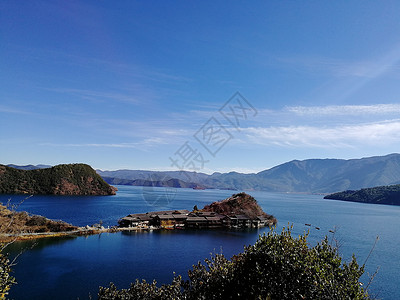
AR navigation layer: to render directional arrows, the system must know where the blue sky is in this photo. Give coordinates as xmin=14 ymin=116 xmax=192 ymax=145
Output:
xmin=1 ymin=1 xmax=400 ymax=173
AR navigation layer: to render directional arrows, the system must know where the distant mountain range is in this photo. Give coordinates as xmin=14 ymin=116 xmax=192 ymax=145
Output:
xmin=97 ymin=153 xmax=400 ymax=193
xmin=7 ymin=153 xmax=400 ymax=194
xmin=6 ymin=164 xmax=51 ymax=170
xmin=102 ymin=177 xmax=206 ymax=189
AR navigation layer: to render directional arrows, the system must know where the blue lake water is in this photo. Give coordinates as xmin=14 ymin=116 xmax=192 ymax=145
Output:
xmin=2 ymin=186 xmax=400 ymax=299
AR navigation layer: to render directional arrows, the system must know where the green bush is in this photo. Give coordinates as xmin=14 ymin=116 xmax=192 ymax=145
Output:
xmin=98 ymin=226 xmax=370 ymax=299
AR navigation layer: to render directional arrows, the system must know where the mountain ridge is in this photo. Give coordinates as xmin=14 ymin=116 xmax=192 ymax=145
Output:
xmin=102 ymin=176 xmax=206 ymax=189
xmin=7 ymin=154 xmax=400 ymax=194
xmin=97 ymin=153 xmax=400 ymax=193
xmin=6 ymin=164 xmax=52 ymax=170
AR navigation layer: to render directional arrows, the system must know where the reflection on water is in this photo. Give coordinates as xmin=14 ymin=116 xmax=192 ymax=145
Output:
xmin=7 ymin=235 xmax=77 ymax=254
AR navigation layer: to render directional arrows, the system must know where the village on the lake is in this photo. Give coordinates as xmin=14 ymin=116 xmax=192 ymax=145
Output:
xmin=118 ymin=209 xmax=275 ymax=230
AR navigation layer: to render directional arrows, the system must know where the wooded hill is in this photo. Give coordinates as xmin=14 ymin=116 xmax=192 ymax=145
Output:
xmin=324 ymin=184 xmax=400 ymax=206
xmin=0 ymin=164 xmax=116 ymax=195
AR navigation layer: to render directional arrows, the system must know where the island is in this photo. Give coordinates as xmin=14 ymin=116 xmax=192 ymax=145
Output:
xmin=324 ymin=184 xmax=400 ymax=206
xmin=118 ymin=192 xmax=277 ymax=230
xmin=0 ymin=163 xmax=117 ymax=195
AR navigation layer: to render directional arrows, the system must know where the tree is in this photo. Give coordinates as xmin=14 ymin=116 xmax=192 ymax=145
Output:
xmin=99 ymin=226 xmax=370 ymax=299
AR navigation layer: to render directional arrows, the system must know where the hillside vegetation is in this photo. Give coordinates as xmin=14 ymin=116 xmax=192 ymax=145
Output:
xmin=99 ymin=226 xmax=370 ymax=299
xmin=0 ymin=203 xmax=78 ymax=242
xmin=324 ymin=184 xmax=400 ymax=205
xmin=0 ymin=164 xmax=116 ymax=195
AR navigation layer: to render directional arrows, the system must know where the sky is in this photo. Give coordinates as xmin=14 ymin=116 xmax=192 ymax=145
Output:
xmin=1 ymin=1 xmax=400 ymax=174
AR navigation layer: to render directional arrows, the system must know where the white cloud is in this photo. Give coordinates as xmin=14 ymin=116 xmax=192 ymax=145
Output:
xmin=277 ymin=43 xmax=400 ymax=79
xmin=40 ymin=137 xmax=170 ymax=149
xmin=0 ymin=105 xmax=32 ymax=115
xmin=45 ymin=88 xmax=141 ymax=104
xmin=41 ymin=142 xmax=140 ymax=148
xmin=243 ymin=120 xmax=400 ymax=148
xmin=286 ymin=104 xmax=400 ymax=116
xmin=38 ymin=103 xmax=400 ymax=152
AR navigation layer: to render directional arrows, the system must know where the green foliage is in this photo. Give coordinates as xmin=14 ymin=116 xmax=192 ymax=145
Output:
xmin=0 ymin=246 xmax=16 ymax=299
xmin=98 ymin=277 xmax=183 ymax=300
xmin=324 ymin=184 xmax=400 ymax=205
xmin=0 ymin=164 xmax=115 ymax=195
xmin=98 ymin=226 xmax=370 ymax=299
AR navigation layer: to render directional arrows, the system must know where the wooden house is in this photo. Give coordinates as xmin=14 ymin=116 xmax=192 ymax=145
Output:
xmin=119 ymin=209 xmax=269 ymax=230
xmin=254 ymin=216 xmax=271 ymax=227
xmin=118 ymin=213 xmax=152 ymax=228
xmin=222 ymin=215 xmax=252 ymax=228
xmin=152 ymin=210 xmax=190 ymax=229
xmin=186 ymin=216 xmax=209 ymax=228
xmin=155 ymin=214 xmax=176 ymax=229
xmin=205 ymin=215 xmax=225 ymax=228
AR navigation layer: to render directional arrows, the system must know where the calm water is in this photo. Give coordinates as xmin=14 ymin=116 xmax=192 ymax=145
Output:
xmin=2 ymin=186 xmax=400 ymax=299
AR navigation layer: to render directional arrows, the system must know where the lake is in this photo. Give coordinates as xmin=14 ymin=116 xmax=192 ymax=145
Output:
xmin=2 ymin=186 xmax=400 ymax=299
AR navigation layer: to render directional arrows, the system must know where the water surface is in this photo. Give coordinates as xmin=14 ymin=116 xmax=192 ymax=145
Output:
xmin=2 ymin=186 xmax=399 ymax=299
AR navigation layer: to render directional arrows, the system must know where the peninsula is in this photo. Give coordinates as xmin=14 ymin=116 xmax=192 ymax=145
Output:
xmin=324 ymin=184 xmax=400 ymax=206
xmin=0 ymin=203 xmax=78 ymax=242
xmin=0 ymin=203 xmax=119 ymax=242
xmin=0 ymin=163 xmax=117 ymax=196
xmin=119 ymin=192 xmax=277 ymax=230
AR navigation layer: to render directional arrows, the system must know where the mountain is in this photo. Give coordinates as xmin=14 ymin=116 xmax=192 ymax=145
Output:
xmin=253 ymin=153 xmax=400 ymax=193
xmin=0 ymin=164 xmax=117 ymax=195
xmin=6 ymin=164 xmax=52 ymax=170
xmin=97 ymin=153 xmax=400 ymax=193
xmin=102 ymin=177 xmax=206 ymax=189
xmin=97 ymin=169 xmax=211 ymax=183
xmin=324 ymin=184 xmax=400 ymax=206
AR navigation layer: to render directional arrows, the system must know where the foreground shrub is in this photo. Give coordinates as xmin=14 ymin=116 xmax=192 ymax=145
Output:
xmin=0 ymin=246 xmax=16 ymax=299
xmin=98 ymin=226 xmax=370 ymax=299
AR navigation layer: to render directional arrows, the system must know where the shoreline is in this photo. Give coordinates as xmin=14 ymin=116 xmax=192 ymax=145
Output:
xmin=0 ymin=222 xmax=277 ymax=243
xmin=0 ymin=227 xmax=120 ymax=243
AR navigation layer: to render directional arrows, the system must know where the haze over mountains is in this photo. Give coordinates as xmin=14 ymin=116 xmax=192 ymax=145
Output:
xmin=6 ymin=164 xmax=51 ymax=171
xmin=97 ymin=153 xmax=400 ymax=193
